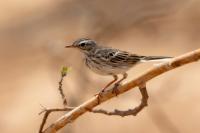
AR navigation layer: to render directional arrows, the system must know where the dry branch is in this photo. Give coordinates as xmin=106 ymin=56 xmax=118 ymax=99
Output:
xmin=43 ymin=48 xmax=200 ymax=133
xmin=58 ymin=67 xmax=69 ymax=107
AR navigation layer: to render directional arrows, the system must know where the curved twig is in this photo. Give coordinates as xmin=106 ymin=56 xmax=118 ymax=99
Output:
xmin=58 ymin=71 xmax=68 ymax=106
xmin=42 ymin=48 xmax=200 ymax=133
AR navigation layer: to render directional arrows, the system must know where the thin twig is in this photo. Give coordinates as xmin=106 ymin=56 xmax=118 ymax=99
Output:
xmin=42 ymin=48 xmax=200 ymax=133
xmin=58 ymin=71 xmax=67 ymax=107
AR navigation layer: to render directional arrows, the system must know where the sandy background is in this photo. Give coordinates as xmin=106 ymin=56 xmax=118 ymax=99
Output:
xmin=0 ymin=0 xmax=200 ymax=133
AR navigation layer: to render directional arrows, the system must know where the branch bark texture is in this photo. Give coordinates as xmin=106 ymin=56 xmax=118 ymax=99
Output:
xmin=43 ymin=48 xmax=200 ymax=133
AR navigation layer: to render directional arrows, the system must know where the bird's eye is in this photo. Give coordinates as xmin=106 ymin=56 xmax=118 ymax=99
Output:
xmin=80 ymin=43 xmax=86 ymax=47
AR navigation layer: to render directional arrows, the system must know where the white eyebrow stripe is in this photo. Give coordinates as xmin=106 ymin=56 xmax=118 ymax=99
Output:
xmin=79 ymin=40 xmax=90 ymax=44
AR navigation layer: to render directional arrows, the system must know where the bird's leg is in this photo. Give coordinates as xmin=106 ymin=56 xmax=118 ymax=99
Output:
xmin=100 ymin=75 xmax=118 ymax=93
xmin=95 ymin=75 xmax=118 ymax=103
xmin=112 ymin=73 xmax=128 ymax=95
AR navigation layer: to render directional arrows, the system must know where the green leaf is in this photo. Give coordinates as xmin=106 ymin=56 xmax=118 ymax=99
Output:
xmin=61 ymin=66 xmax=71 ymax=76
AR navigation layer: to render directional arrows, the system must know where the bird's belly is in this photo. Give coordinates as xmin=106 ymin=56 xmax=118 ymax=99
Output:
xmin=85 ymin=58 xmax=133 ymax=75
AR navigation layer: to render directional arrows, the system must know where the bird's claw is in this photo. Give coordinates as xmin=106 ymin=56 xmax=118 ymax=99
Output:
xmin=112 ymin=83 xmax=121 ymax=96
xmin=94 ymin=90 xmax=104 ymax=104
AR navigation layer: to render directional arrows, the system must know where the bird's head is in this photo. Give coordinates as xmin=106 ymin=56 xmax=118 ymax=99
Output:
xmin=65 ymin=38 xmax=97 ymax=53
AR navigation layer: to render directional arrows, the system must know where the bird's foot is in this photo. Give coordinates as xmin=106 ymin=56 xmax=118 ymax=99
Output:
xmin=112 ymin=83 xmax=121 ymax=96
xmin=94 ymin=90 xmax=105 ymax=104
xmin=94 ymin=89 xmax=105 ymax=97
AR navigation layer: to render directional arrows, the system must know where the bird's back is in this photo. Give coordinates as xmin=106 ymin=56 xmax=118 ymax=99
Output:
xmin=84 ymin=47 xmax=141 ymax=75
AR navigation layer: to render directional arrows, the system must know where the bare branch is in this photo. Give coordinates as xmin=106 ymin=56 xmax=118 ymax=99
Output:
xmin=58 ymin=73 xmax=67 ymax=106
xmin=42 ymin=48 xmax=200 ymax=133
xmin=58 ymin=67 xmax=69 ymax=107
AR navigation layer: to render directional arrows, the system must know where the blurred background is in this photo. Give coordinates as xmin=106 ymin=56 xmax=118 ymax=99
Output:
xmin=0 ymin=0 xmax=200 ymax=133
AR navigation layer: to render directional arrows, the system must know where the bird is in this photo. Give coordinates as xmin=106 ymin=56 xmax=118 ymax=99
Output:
xmin=65 ymin=38 xmax=172 ymax=95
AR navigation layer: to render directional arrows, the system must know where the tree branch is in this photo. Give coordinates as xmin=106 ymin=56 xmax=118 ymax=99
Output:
xmin=58 ymin=67 xmax=69 ymax=107
xmin=42 ymin=48 xmax=200 ymax=133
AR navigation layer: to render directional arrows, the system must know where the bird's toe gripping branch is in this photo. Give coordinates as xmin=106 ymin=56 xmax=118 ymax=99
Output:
xmin=112 ymin=83 xmax=121 ymax=96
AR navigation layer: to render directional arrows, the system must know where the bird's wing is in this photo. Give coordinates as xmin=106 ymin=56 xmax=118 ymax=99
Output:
xmin=110 ymin=50 xmax=141 ymax=64
xmin=95 ymin=48 xmax=142 ymax=66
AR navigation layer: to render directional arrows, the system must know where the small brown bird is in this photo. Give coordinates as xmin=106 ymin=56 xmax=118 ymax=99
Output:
xmin=66 ymin=38 xmax=172 ymax=94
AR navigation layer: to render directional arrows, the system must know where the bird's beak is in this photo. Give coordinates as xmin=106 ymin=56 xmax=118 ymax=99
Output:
xmin=65 ymin=45 xmax=74 ymax=48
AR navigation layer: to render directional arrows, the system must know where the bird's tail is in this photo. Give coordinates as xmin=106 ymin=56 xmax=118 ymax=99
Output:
xmin=140 ymin=56 xmax=172 ymax=63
